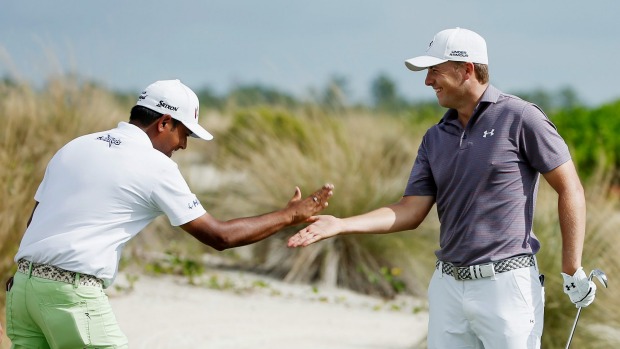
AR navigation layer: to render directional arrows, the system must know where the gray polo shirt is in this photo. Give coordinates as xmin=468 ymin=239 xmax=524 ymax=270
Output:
xmin=405 ymin=85 xmax=571 ymax=266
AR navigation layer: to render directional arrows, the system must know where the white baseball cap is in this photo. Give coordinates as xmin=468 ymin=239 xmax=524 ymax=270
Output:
xmin=405 ymin=27 xmax=488 ymax=71
xmin=136 ymin=79 xmax=213 ymax=141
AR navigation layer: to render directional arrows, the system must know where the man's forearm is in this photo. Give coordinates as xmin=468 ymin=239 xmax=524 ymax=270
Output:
xmin=558 ymin=187 xmax=586 ymax=275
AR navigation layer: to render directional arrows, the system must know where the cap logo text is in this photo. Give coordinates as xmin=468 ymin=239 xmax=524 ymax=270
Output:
xmin=156 ymin=100 xmax=179 ymax=111
xmin=449 ymin=50 xmax=469 ymax=58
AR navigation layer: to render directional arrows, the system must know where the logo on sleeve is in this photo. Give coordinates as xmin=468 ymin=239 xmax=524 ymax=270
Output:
xmin=187 ymin=199 xmax=200 ymax=209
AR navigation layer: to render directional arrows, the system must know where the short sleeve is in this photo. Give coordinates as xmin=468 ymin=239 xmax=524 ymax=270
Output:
xmin=151 ymin=166 xmax=206 ymax=226
xmin=404 ymin=135 xmax=437 ymax=197
xmin=519 ymin=104 xmax=571 ymax=173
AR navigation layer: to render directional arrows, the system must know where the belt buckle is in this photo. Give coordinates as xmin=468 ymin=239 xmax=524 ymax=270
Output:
xmin=470 ymin=263 xmax=495 ymax=279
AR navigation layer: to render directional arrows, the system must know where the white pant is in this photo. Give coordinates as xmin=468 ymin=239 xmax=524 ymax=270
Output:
xmin=427 ymin=265 xmax=544 ymax=348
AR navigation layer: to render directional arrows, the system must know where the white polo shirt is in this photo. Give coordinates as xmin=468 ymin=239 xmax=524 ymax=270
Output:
xmin=15 ymin=122 xmax=206 ymax=287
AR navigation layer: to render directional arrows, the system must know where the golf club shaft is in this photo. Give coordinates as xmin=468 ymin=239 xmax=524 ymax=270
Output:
xmin=565 ymin=307 xmax=582 ymax=349
xmin=565 ymin=269 xmax=605 ymax=349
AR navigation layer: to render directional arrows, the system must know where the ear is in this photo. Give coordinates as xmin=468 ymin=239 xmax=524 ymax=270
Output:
xmin=157 ymin=114 xmax=174 ymax=133
xmin=462 ymin=62 xmax=476 ymax=80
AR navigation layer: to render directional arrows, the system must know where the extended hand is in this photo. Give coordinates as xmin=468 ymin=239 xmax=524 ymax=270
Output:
xmin=562 ymin=267 xmax=597 ymax=308
xmin=288 ymin=214 xmax=341 ymax=247
xmin=287 ymin=183 xmax=334 ymax=225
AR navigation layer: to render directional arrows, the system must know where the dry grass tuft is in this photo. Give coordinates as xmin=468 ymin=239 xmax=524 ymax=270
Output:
xmin=0 ymin=77 xmax=126 ymax=344
xmin=2 ymin=77 xmax=619 ymax=348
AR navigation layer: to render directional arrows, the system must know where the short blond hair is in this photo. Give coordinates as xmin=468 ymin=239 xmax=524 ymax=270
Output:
xmin=454 ymin=62 xmax=489 ymax=84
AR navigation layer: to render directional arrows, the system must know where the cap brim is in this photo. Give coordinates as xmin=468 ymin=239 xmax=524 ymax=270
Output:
xmin=404 ymin=56 xmax=448 ymax=71
xmin=184 ymin=123 xmax=214 ymax=141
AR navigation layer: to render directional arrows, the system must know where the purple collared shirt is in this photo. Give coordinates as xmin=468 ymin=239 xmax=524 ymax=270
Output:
xmin=405 ymin=85 xmax=570 ymax=266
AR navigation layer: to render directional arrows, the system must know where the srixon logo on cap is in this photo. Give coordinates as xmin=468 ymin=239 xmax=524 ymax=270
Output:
xmin=138 ymin=92 xmax=147 ymax=101
xmin=156 ymin=100 xmax=179 ymax=111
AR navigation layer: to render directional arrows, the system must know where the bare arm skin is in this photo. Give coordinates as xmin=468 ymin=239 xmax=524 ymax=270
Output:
xmin=181 ymin=184 xmax=334 ymax=251
xmin=288 ymin=195 xmax=435 ymax=247
xmin=542 ymin=160 xmax=586 ymax=275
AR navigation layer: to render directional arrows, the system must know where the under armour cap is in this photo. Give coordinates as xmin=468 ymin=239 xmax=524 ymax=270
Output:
xmin=405 ymin=27 xmax=488 ymax=71
xmin=136 ymin=79 xmax=213 ymax=141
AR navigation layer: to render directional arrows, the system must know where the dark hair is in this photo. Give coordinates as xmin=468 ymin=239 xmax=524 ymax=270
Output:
xmin=129 ymin=105 xmax=181 ymax=128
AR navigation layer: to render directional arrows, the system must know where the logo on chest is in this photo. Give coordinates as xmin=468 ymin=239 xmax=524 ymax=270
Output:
xmin=483 ymin=129 xmax=495 ymax=138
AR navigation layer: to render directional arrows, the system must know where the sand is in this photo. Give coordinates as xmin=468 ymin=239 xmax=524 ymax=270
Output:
xmin=107 ymin=269 xmax=429 ymax=349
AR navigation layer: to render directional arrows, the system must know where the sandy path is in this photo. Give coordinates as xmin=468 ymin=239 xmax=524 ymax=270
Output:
xmin=108 ymin=270 xmax=428 ymax=349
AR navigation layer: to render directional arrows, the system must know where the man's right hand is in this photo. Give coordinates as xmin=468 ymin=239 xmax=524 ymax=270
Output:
xmin=286 ymin=183 xmax=334 ymax=225
xmin=288 ymin=214 xmax=341 ymax=247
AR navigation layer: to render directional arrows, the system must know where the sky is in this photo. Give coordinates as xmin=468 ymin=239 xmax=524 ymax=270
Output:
xmin=1 ymin=1 xmax=619 ymax=107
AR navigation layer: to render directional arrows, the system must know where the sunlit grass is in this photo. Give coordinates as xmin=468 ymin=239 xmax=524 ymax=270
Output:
xmin=535 ymin=170 xmax=620 ymax=348
xmin=2 ymin=77 xmax=619 ymax=348
xmin=0 ymin=76 xmax=126 ymax=348
xmin=200 ymin=106 xmax=436 ymax=298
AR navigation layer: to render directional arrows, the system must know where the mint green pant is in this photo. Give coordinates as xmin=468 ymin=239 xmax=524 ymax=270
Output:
xmin=6 ymin=271 xmax=128 ymax=349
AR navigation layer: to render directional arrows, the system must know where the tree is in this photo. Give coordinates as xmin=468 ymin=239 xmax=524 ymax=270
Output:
xmin=371 ymin=73 xmax=398 ymax=109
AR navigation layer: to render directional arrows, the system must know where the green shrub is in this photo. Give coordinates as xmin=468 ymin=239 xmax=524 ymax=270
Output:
xmin=551 ymin=100 xmax=620 ymax=180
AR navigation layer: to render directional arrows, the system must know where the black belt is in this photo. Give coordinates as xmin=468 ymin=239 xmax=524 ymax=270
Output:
xmin=17 ymin=259 xmax=103 ymax=287
xmin=436 ymin=255 xmax=536 ymax=280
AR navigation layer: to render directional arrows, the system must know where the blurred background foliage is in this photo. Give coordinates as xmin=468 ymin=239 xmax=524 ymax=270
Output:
xmin=1 ymin=73 xmax=619 ymax=348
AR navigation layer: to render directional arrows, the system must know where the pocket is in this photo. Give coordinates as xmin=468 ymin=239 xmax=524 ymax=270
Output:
xmin=39 ymin=301 xmax=91 ymax=348
xmin=6 ymin=276 xmax=13 ymax=292
xmin=5 ymin=283 xmax=14 ymax=340
xmin=510 ymin=268 xmax=539 ymax=310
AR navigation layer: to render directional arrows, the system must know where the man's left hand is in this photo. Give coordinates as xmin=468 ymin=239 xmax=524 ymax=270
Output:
xmin=562 ymin=267 xmax=597 ymax=308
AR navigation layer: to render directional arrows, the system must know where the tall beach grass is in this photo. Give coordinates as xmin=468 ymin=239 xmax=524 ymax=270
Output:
xmin=1 ymin=78 xmax=619 ymax=348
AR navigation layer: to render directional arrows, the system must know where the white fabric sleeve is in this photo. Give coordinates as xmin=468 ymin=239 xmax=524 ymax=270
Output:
xmin=151 ymin=166 xmax=206 ymax=226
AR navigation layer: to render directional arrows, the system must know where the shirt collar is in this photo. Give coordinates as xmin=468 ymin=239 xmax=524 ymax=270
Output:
xmin=479 ymin=84 xmax=501 ymax=104
xmin=439 ymin=84 xmax=500 ymax=126
xmin=116 ymin=122 xmax=153 ymax=148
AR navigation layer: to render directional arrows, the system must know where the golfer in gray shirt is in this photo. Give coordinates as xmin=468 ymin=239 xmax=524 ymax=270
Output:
xmin=288 ymin=27 xmax=596 ymax=348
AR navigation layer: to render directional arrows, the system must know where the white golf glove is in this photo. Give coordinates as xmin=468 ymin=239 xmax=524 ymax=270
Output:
xmin=561 ymin=267 xmax=597 ymax=308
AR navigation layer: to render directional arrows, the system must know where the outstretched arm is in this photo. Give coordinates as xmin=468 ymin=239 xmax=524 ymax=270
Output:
xmin=288 ymin=195 xmax=435 ymax=247
xmin=181 ymin=183 xmax=334 ymax=250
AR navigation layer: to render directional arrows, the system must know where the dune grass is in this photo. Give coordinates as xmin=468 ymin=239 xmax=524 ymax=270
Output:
xmin=535 ymin=170 xmax=620 ymax=348
xmin=0 ymin=77 xmax=126 ymax=348
xmin=1 ymin=78 xmax=619 ymax=348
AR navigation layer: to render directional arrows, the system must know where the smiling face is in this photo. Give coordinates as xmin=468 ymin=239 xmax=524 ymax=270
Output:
xmin=424 ymin=61 xmax=470 ymax=109
xmin=151 ymin=115 xmax=191 ymax=158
